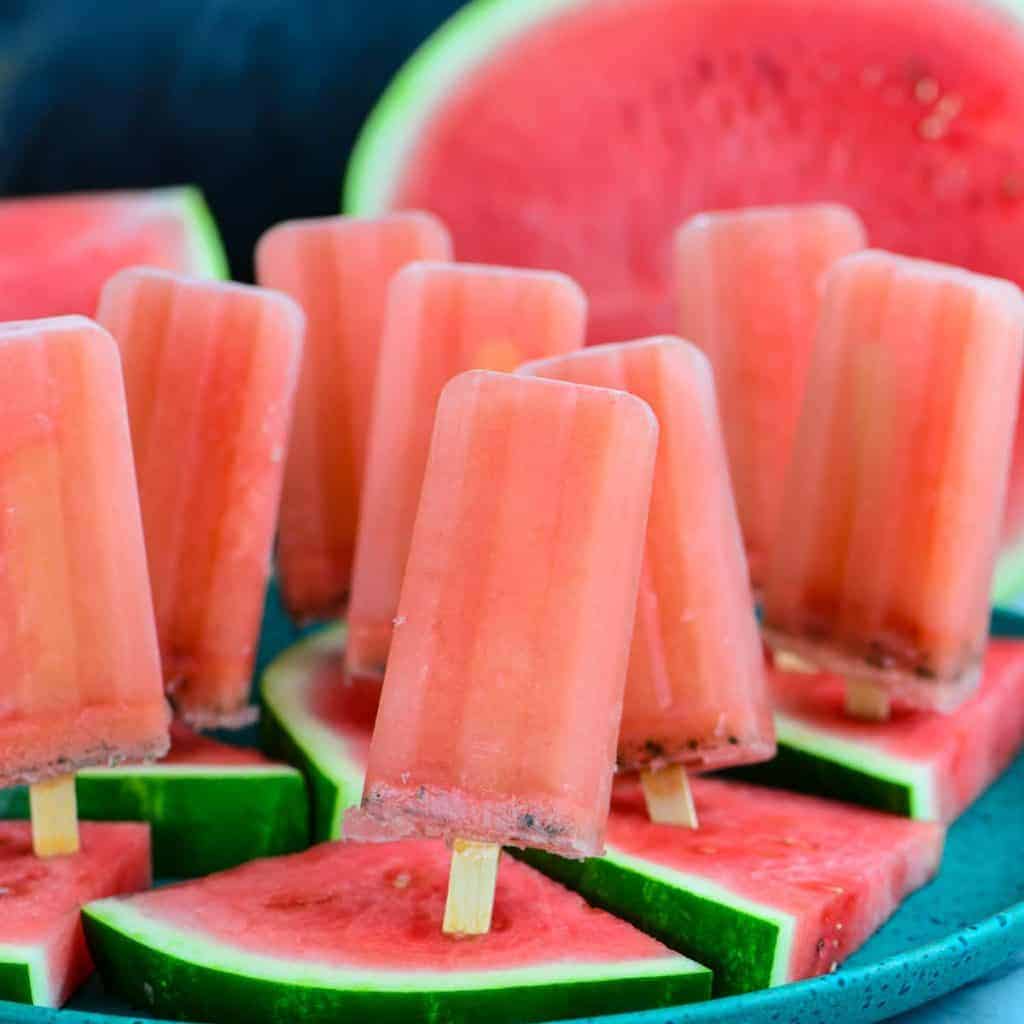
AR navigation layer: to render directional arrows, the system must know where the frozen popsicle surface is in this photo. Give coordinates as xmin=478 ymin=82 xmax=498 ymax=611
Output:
xmin=521 ymin=338 xmax=773 ymax=774
xmin=0 ymin=316 xmax=169 ymax=786
xmin=676 ymin=204 xmax=867 ymax=591
xmin=762 ymin=251 xmax=1024 ymax=712
xmin=256 ymin=213 xmax=453 ymax=624
xmin=345 ymin=263 xmax=587 ymax=680
xmin=347 ymin=371 xmax=658 ymax=858
xmin=97 ymin=269 xmax=304 ymax=727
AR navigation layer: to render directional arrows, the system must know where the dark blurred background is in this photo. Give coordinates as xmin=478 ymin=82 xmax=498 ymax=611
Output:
xmin=0 ymin=1 xmax=466 ymax=279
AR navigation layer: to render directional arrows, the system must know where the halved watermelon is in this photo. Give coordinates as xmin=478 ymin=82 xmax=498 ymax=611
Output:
xmin=345 ymin=0 xmax=1024 ymax=601
xmin=0 ymin=186 xmax=227 ymax=321
xmin=729 ymin=642 xmax=1024 ymax=821
xmin=523 ymin=778 xmax=945 ymax=996
xmin=0 ymin=723 xmax=307 ymax=878
xmin=83 ymin=839 xmax=711 ymax=1024
xmin=261 ymin=624 xmax=374 ymax=841
xmin=0 ymin=821 xmax=150 ymax=1007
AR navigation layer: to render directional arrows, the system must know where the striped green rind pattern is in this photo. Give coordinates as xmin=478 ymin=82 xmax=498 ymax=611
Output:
xmin=518 ymin=848 xmax=790 ymax=997
xmin=0 ymin=955 xmax=41 ymax=1007
xmin=83 ymin=901 xmax=711 ymax=1024
xmin=0 ymin=767 xmax=309 ymax=879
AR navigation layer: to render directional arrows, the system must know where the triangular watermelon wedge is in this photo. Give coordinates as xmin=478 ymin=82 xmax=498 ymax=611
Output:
xmin=83 ymin=840 xmax=711 ymax=1023
xmin=0 ymin=822 xmax=150 ymax=1008
xmin=728 ymin=642 xmax=1024 ymax=821
xmin=0 ymin=186 xmax=227 ymax=321
xmin=0 ymin=723 xmax=307 ymax=879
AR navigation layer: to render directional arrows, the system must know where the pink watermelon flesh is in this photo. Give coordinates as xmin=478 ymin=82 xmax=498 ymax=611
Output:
xmin=608 ymin=778 xmax=945 ymax=982
xmin=389 ymin=0 xmax=1024 ymax=547
xmin=309 ymin=655 xmax=379 ymax=767
xmin=770 ymin=640 xmax=1024 ymax=821
xmin=160 ymin=722 xmax=279 ymax=768
xmin=0 ymin=821 xmax=151 ymax=1006
xmin=109 ymin=839 xmax=679 ymax=971
xmin=0 ymin=190 xmax=216 ymax=321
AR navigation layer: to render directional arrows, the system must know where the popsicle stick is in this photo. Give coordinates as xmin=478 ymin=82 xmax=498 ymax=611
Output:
xmin=844 ymin=679 xmax=891 ymax=722
xmin=641 ymin=764 xmax=699 ymax=828
xmin=29 ymin=774 xmax=80 ymax=857
xmin=443 ymin=839 xmax=501 ymax=936
xmin=773 ymin=650 xmax=819 ymax=675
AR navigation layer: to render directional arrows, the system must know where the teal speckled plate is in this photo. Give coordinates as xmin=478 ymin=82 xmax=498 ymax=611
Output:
xmin=2 ymin=597 xmax=1023 ymax=1024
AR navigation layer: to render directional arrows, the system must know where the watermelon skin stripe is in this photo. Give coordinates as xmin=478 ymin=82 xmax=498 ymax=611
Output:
xmin=0 ymin=948 xmax=48 ymax=1007
xmin=517 ymin=848 xmax=791 ymax=997
xmin=725 ymin=714 xmax=933 ymax=819
xmin=82 ymin=903 xmax=711 ymax=1024
xmin=260 ymin=624 xmax=365 ymax=842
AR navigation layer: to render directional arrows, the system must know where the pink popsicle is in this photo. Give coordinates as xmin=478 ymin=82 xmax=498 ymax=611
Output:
xmin=521 ymin=338 xmax=773 ymax=788
xmin=676 ymin=205 xmax=867 ymax=591
xmin=763 ymin=251 xmax=1024 ymax=714
xmin=0 ymin=316 xmax=169 ymax=787
xmin=345 ymin=263 xmax=587 ymax=680
xmin=347 ymin=370 xmax=658 ymax=860
xmin=256 ymin=213 xmax=453 ymax=624
xmin=96 ymin=269 xmax=304 ymax=727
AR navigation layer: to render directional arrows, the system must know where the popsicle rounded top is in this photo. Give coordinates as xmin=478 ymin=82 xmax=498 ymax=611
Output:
xmin=97 ymin=268 xmax=305 ymax=728
xmin=0 ymin=315 xmax=170 ymax=787
xmin=347 ymin=369 xmax=658 ymax=858
xmin=256 ymin=212 xmax=454 ymax=625
xmin=345 ymin=261 xmax=588 ymax=681
xmin=675 ymin=203 xmax=868 ymax=593
xmin=762 ymin=249 xmax=1024 ymax=712
xmin=521 ymin=336 xmax=774 ymax=774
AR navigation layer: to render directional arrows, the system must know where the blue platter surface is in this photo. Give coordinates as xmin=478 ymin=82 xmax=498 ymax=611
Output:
xmin=2 ymin=598 xmax=1023 ymax=1024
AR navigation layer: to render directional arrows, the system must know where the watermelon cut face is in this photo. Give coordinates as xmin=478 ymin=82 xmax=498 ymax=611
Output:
xmin=347 ymin=0 xmax=1024 ymax=599
xmin=522 ymin=778 xmax=945 ymax=996
xmin=261 ymin=624 xmax=376 ymax=842
xmin=0 ymin=723 xmax=308 ymax=879
xmin=83 ymin=840 xmax=711 ymax=1024
xmin=0 ymin=821 xmax=150 ymax=1008
xmin=0 ymin=187 xmax=227 ymax=321
xmin=731 ymin=642 xmax=1024 ymax=821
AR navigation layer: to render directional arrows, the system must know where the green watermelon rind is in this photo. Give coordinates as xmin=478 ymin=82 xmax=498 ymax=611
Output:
xmin=260 ymin=624 xmax=366 ymax=842
xmin=724 ymin=713 xmax=936 ymax=820
xmin=518 ymin=847 xmax=792 ymax=998
xmin=993 ymin=538 xmax=1024 ymax=606
xmin=343 ymin=0 xmax=585 ymax=215
xmin=0 ymin=946 xmax=47 ymax=1007
xmin=82 ymin=899 xmax=711 ymax=1024
xmin=160 ymin=186 xmax=230 ymax=280
xmin=0 ymin=764 xmax=310 ymax=879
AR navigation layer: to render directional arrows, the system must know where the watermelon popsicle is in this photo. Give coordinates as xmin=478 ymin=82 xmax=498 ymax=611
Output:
xmin=345 ymin=262 xmax=587 ymax=680
xmin=347 ymin=370 xmax=658 ymax=934
xmin=256 ymin=213 xmax=453 ymax=624
xmin=763 ymin=251 xmax=1024 ymax=718
xmin=521 ymin=338 xmax=773 ymax=827
xmin=0 ymin=316 xmax=170 ymax=856
xmin=675 ymin=204 xmax=867 ymax=591
xmin=96 ymin=269 xmax=304 ymax=728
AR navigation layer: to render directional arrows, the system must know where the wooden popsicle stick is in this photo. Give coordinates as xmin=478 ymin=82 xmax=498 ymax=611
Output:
xmin=773 ymin=650 xmax=819 ymax=675
xmin=844 ymin=679 xmax=891 ymax=722
xmin=641 ymin=764 xmax=699 ymax=829
xmin=443 ymin=839 xmax=501 ymax=936
xmin=29 ymin=774 xmax=80 ymax=857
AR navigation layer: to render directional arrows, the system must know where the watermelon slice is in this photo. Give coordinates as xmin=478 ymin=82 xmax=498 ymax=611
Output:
xmin=522 ymin=779 xmax=945 ymax=996
xmin=261 ymin=624 xmax=374 ymax=841
xmin=83 ymin=839 xmax=711 ymax=1024
xmin=0 ymin=187 xmax=227 ymax=321
xmin=345 ymin=0 xmax=1024 ymax=601
xmin=728 ymin=642 xmax=1024 ymax=821
xmin=262 ymin=629 xmax=944 ymax=996
xmin=0 ymin=723 xmax=307 ymax=879
xmin=0 ymin=821 xmax=150 ymax=1007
